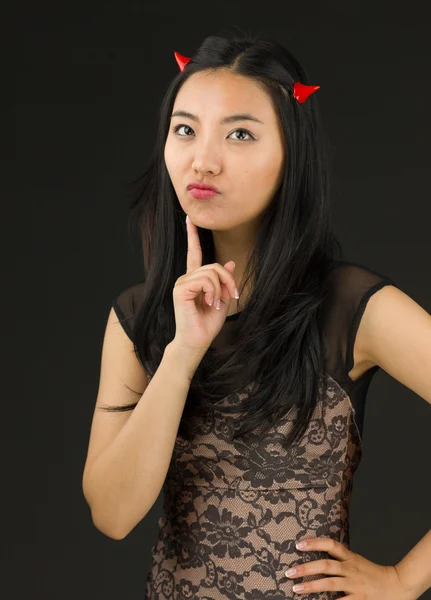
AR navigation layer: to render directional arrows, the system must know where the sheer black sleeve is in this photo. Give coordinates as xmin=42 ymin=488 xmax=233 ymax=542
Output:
xmin=323 ymin=260 xmax=401 ymax=438
xmin=111 ymin=280 xmax=146 ymax=344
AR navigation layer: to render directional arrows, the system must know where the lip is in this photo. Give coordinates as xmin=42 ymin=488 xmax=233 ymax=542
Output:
xmin=187 ymin=182 xmax=220 ymax=193
xmin=189 ymin=188 xmax=219 ymax=199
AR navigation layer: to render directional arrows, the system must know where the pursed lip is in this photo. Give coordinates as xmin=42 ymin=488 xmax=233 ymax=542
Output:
xmin=187 ymin=182 xmax=220 ymax=193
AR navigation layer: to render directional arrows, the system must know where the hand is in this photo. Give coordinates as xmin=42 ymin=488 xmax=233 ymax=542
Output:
xmin=171 ymin=214 xmax=240 ymax=354
xmin=284 ymin=536 xmax=416 ymax=599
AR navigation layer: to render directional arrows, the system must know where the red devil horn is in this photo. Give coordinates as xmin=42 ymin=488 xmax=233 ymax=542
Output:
xmin=293 ymin=82 xmax=320 ymax=103
xmin=174 ymin=51 xmax=192 ymax=72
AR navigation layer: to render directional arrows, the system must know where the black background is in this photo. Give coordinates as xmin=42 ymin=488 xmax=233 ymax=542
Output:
xmin=5 ymin=1 xmax=431 ymax=598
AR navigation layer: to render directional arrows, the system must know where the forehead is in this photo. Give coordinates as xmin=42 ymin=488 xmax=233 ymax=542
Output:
xmin=172 ymin=70 xmax=276 ymax=121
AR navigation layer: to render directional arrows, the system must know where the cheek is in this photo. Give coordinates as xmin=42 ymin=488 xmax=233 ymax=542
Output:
xmin=164 ymin=140 xmax=180 ymax=173
xmin=245 ymin=155 xmax=282 ymax=193
xmin=164 ymin=142 xmax=173 ymax=170
xmin=165 ymin=151 xmax=187 ymax=179
xmin=260 ymin=153 xmax=284 ymax=196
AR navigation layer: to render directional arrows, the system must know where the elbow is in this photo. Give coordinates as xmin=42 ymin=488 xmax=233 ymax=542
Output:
xmin=82 ymin=481 xmax=151 ymax=540
xmin=82 ymin=482 xmax=128 ymax=540
xmin=90 ymin=508 xmax=128 ymax=540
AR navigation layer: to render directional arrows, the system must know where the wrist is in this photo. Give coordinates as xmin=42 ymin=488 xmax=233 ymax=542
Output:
xmin=164 ymin=341 xmax=205 ymax=382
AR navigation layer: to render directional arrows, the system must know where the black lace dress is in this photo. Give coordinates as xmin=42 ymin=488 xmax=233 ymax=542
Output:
xmin=112 ymin=260 xmax=398 ymax=599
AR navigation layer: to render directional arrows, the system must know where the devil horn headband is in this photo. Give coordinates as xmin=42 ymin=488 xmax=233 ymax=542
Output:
xmin=174 ymin=51 xmax=320 ymax=104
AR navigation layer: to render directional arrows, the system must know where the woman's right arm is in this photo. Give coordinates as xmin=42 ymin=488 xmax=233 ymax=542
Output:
xmin=82 ymin=307 xmax=204 ymax=540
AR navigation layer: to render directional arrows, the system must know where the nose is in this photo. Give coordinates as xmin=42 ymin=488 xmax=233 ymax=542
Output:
xmin=191 ymin=139 xmax=221 ymax=176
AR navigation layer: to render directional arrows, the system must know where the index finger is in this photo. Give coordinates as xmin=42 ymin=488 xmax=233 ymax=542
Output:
xmin=185 ymin=214 xmax=202 ymax=273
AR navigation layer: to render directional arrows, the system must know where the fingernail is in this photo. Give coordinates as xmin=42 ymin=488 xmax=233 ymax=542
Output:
xmin=186 ymin=214 xmax=189 ymax=224
xmin=234 ymin=288 xmax=240 ymax=299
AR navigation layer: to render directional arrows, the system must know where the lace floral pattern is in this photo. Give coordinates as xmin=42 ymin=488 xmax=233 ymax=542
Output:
xmin=145 ymin=374 xmax=362 ymax=599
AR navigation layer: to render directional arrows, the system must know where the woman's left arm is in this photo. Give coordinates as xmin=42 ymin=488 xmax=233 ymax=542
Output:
xmin=359 ymin=284 xmax=431 ymax=597
xmin=356 ymin=283 xmax=431 ymax=406
xmin=285 ymin=284 xmax=431 ymax=599
xmin=394 ymin=528 xmax=431 ymax=599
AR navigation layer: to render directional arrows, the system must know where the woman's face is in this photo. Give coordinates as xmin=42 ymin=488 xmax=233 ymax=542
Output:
xmin=164 ymin=69 xmax=285 ymax=232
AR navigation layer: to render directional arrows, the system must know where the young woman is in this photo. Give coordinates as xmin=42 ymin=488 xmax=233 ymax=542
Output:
xmin=82 ymin=30 xmax=431 ymax=600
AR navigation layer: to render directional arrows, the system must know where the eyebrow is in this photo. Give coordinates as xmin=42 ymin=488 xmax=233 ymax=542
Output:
xmin=170 ymin=110 xmax=264 ymax=125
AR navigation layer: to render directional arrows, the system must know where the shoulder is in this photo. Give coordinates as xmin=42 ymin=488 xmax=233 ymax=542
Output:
xmin=113 ymin=280 xmax=146 ymax=312
xmin=114 ymin=279 xmax=146 ymax=301
xmin=323 ymin=259 xmax=399 ymax=372
xmin=326 ymin=260 xmax=396 ymax=303
xmin=111 ymin=279 xmax=147 ymax=343
xmin=327 ymin=259 xmax=393 ymax=283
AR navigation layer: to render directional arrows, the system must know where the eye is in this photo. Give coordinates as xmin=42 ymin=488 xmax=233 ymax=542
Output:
xmin=229 ymin=128 xmax=254 ymax=141
xmin=172 ymin=124 xmax=255 ymax=141
xmin=172 ymin=124 xmax=194 ymax=137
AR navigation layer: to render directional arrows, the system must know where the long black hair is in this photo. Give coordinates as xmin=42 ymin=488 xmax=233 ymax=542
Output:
xmin=103 ymin=28 xmax=344 ymax=450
